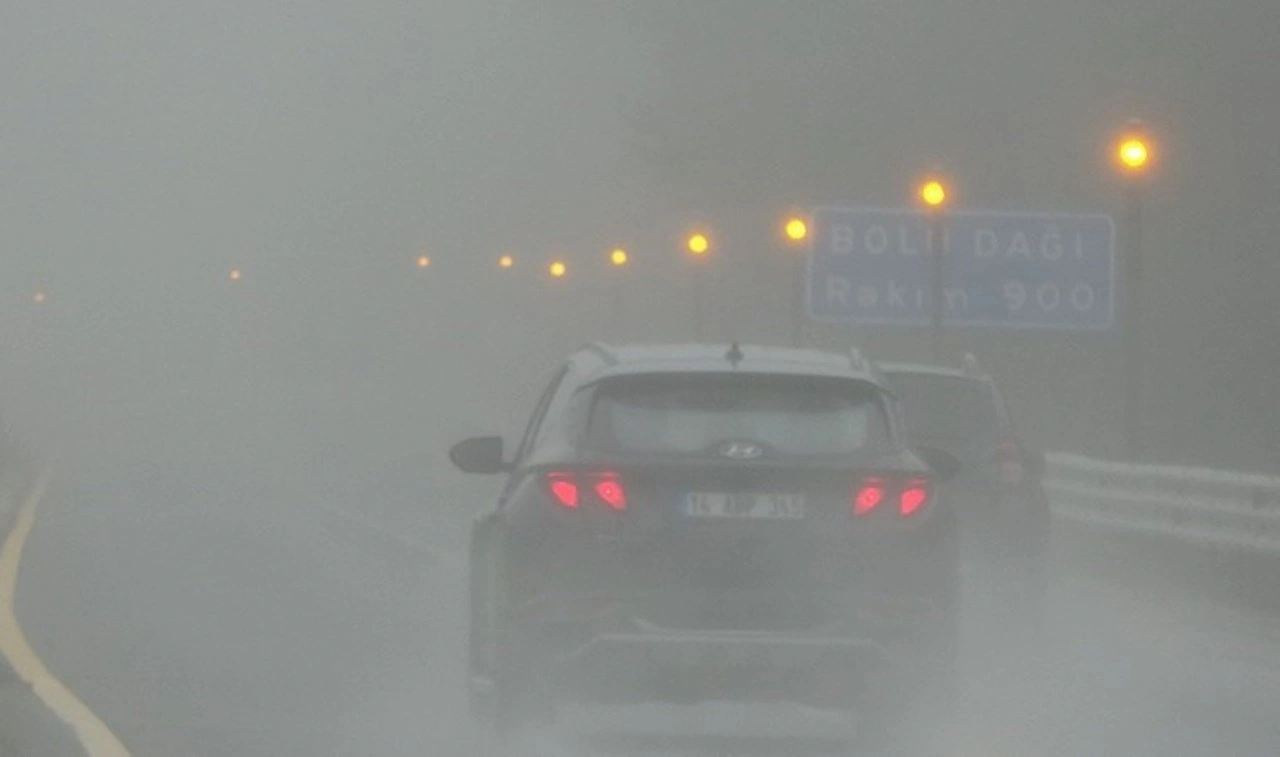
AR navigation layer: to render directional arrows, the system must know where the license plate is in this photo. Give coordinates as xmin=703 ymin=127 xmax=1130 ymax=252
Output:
xmin=683 ymin=492 xmax=806 ymax=519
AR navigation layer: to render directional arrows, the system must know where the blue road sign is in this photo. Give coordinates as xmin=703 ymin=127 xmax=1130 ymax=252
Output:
xmin=807 ymin=208 xmax=1116 ymax=330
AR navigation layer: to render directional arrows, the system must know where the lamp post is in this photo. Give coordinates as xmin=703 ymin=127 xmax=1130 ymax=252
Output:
xmin=918 ymin=176 xmax=950 ymax=362
xmin=686 ymin=232 xmax=710 ymax=341
xmin=782 ymin=215 xmax=809 ymax=347
xmin=1113 ymin=123 xmax=1154 ymax=461
xmin=608 ymin=247 xmax=629 ymax=337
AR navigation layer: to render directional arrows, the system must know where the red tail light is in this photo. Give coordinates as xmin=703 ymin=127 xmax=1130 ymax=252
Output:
xmin=593 ymin=476 xmax=628 ymax=511
xmin=546 ymin=473 xmax=580 ymax=509
xmin=853 ymin=478 xmax=887 ymax=516
xmin=853 ymin=476 xmax=932 ymax=518
xmin=899 ymin=478 xmax=931 ymax=517
xmin=544 ymin=471 xmax=627 ymax=512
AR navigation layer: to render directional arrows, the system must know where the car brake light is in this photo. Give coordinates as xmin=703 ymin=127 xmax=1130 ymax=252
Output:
xmin=545 ymin=471 xmax=626 ymax=511
xmin=545 ymin=473 xmax=579 ymax=509
xmin=899 ymin=478 xmax=931 ymax=516
xmin=853 ymin=478 xmax=886 ymax=516
xmin=594 ymin=476 xmax=627 ymax=511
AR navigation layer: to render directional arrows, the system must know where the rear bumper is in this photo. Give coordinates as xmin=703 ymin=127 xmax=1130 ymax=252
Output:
xmin=514 ymin=594 xmax=954 ymax=707
xmin=555 ymin=626 xmax=894 ymax=706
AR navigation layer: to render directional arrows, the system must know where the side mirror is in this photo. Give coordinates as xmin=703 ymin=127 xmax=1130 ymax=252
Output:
xmin=914 ymin=445 xmax=962 ymax=483
xmin=449 ymin=436 xmax=509 ymax=475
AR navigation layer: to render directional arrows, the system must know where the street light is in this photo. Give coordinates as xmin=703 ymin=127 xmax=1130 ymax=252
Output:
xmin=1113 ymin=123 xmax=1156 ymax=461
xmin=549 ymin=260 xmax=567 ymax=279
xmin=498 ymin=254 xmax=514 ymax=269
xmin=917 ymin=174 xmax=950 ymax=361
xmin=229 ymin=269 xmax=242 ymax=282
xmin=784 ymin=217 xmax=808 ymax=244
xmin=1117 ymin=138 xmax=1150 ymax=172
xmin=33 ymin=291 xmax=46 ymax=304
xmin=687 ymin=233 xmax=710 ymax=256
xmin=610 ymin=248 xmax=629 ymax=267
xmin=919 ymin=179 xmax=948 ymax=209
xmin=416 ymin=255 xmax=431 ymax=269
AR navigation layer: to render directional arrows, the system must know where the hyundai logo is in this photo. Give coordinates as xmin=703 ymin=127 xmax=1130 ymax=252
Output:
xmin=719 ymin=442 xmax=764 ymax=459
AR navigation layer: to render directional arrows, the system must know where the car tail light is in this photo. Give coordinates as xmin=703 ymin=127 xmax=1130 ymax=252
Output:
xmin=853 ymin=476 xmax=932 ymax=518
xmin=899 ymin=478 xmax=931 ymax=517
xmin=853 ymin=478 xmax=887 ymax=516
xmin=544 ymin=471 xmax=627 ymax=512
xmin=998 ymin=437 xmax=1024 ymax=485
xmin=593 ymin=476 xmax=628 ymax=511
xmin=545 ymin=473 xmax=580 ymax=509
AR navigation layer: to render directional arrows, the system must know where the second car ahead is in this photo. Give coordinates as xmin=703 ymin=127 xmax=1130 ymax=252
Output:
xmin=880 ymin=356 xmax=1052 ymax=634
xmin=451 ymin=343 xmax=962 ymax=752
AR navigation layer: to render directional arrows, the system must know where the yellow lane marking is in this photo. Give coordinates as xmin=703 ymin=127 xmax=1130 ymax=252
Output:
xmin=0 ymin=468 xmax=131 ymax=757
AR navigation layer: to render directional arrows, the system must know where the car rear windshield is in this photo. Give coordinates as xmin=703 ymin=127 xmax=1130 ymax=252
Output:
xmin=884 ymin=373 xmax=1002 ymax=453
xmin=583 ymin=374 xmax=891 ymax=458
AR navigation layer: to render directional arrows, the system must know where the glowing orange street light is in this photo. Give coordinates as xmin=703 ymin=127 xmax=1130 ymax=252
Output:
xmin=1116 ymin=137 xmax=1151 ymax=174
xmin=33 ymin=291 xmax=47 ymax=304
xmin=610 ymin=248 xmax=629 ymax=267
xmin=687 ymin=232 xmax=710 ymax=256
xmin=919 ymin=179 xmax=948 ymax=209
xmin=229 ymin=269 xmax=242 ymax=282
xmin=498 ymin=254 xmax=514 ymax=269
xmin=784 ymin=216 xmax=809 ymax=244
xmin=549 ymin=260 xmax=567 ymax=278
xmin=416 ymin=255 xmax=431 ymax=269
xmin=1118 ymin=139 xmax=1149 ymax=170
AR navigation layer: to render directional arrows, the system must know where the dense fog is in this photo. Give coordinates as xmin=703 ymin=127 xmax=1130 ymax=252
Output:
xmin=1 ymin=2 xmax=1276 ymax=755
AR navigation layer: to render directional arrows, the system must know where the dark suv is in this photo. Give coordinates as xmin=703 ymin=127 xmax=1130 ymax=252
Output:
xmin=451 ymin=343 xmax=960 ymax=748
xmin=880 ymin=357 xmax=1051 ymax=629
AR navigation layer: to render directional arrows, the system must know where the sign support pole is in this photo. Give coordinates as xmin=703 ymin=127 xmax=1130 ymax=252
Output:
xmin=692 ymin=264 xmax=706 ymax=342
xmin=612 ymin=278 xmax=626 ymax=339
xmin=1123 ymin=187 xmax=1144 ymax=461
xmin=790 ymin=254 xmax=805 ymax=347
xmin=928 ymin=212 xmax=946 ymax=362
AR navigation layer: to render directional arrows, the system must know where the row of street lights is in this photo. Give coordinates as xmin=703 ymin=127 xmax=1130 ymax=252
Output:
xmin=35 ymin=127 xmax=1157 ymax=449
xmin=27 ymin=126 xmax=1156 ymax=304
xmin=425 ymin=119 xmax=1150 ymax=286
xmin=215 ymin=124 xmax=1148 ymax=457
xmin=23 ymin=128 xmax=1157 ymax=455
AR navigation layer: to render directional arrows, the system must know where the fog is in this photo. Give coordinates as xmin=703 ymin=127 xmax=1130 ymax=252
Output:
xmin=1 ymin=1 xmax=1277 ymax=755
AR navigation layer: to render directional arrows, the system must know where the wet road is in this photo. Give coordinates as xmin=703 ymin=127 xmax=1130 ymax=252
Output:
xmin=13 ymin=452 xmax=1280 ymax=756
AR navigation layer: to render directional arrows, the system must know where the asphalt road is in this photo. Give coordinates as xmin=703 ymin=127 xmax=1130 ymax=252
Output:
xmin=12 ymin=452 xmax=1280 ymax=756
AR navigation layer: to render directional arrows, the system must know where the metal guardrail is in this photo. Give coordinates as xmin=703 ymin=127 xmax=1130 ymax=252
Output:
xmin=1045 ymin=452 xmax=1280 ymax=553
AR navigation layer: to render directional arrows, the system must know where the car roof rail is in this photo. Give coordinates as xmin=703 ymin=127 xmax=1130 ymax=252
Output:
xmin=854 ymin=348 xmax=892 ymax=386
xmin=576 ymin=342 xmax=619 ymax=366
xmin=962 ymin=352 xmax=987 ymax=378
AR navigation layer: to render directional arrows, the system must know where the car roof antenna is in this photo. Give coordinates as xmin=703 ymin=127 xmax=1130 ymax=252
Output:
xmin=725 ymin=341 xmax=744 ymax=367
